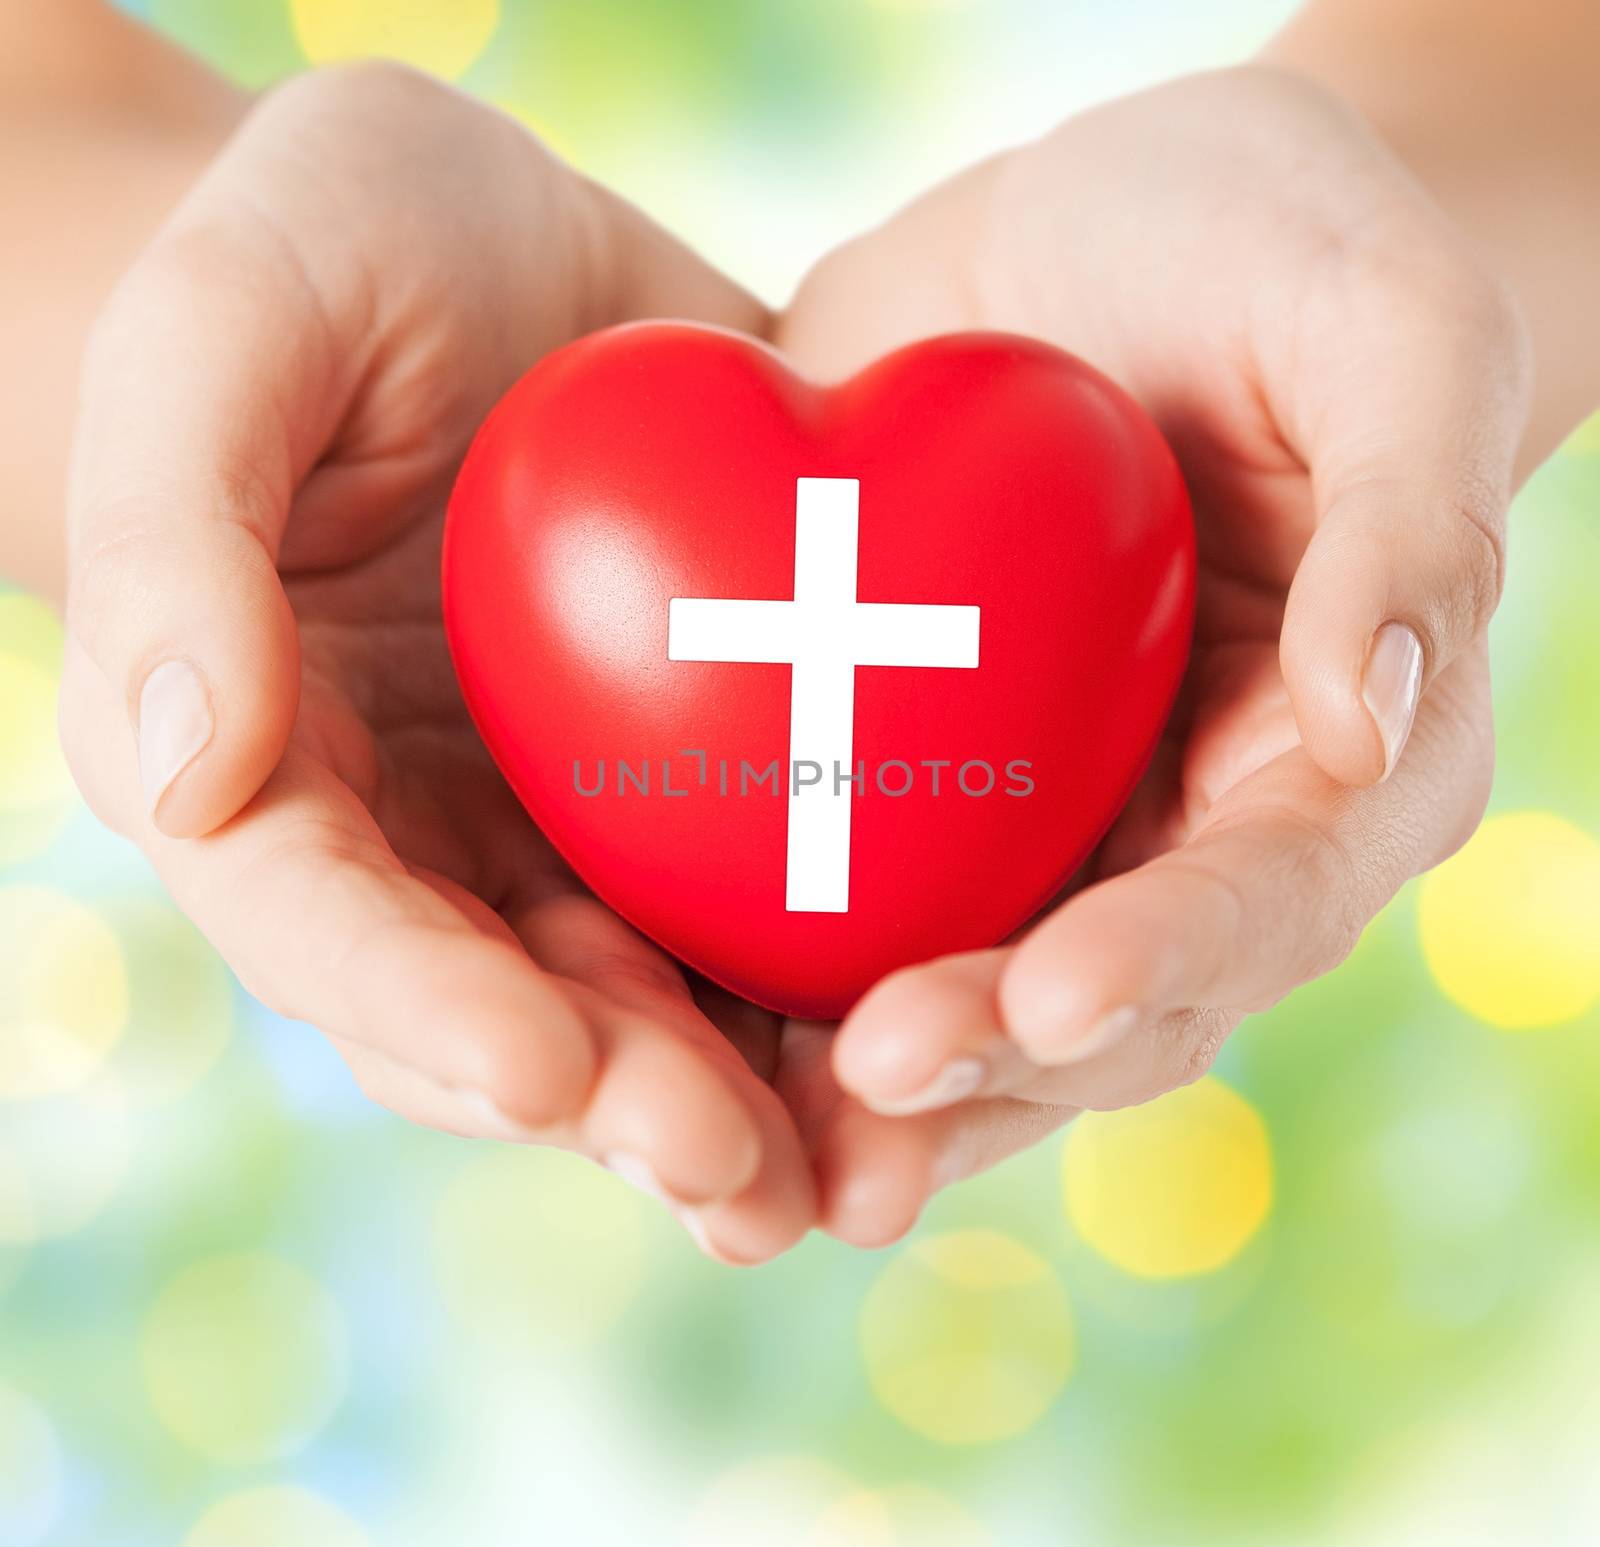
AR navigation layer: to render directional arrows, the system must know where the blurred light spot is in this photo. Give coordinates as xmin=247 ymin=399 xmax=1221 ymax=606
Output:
xmin=810 ymin=1485 xmax=991 ymax=1546
xmin=0 ymin=1085 xmax=135 ymax=1245
xmin=1063 ymin=1077 xmax=1272 ymax=1278
xmin=687 ymin=1455 xmax=853 ymax=1547
xmin=288 ymin=0 xmax=500 ymax=78
xmin=0 ymin=1384 xmax=63 ymax=1547
xmin=0 ymin=888 xmax=128 ymax=1100
xmin=433 ymin=1147 xmax=646 ymax=1349
xmin=184 ymin=1486 xmax=369 ymax=1547
xmin=83 ymin=898 xmax=233 ymax=1109
xmin=1418 ymin=811 xmax=1600 ymax=1029
xmin=142 ymin=1252 xmax=348 ymax=1464
xmin=859 ymin=1230 xmax=1074 ymax=1445
xmin=0 ymin=595 xmax=64 ymax=671
xmin=0 ymin=651 xmax=74 ymax=866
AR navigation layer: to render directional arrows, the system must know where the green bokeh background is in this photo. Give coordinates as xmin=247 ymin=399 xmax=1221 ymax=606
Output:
xmin=3 ymin=3 xmax=1598 ymax=1544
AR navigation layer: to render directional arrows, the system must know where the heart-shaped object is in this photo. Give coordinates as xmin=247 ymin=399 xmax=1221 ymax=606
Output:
xmin=443 ymin=323 xmax=1194 ymax=1019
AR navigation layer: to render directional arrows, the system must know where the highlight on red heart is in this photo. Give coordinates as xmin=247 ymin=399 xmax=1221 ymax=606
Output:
xmin=443 ymin=322 xmax=1196 ymax=1018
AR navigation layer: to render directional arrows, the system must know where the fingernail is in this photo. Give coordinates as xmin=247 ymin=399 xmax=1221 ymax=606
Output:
xmin=603 ymin=1154 xmax=741 ymax=1261
xmin=872 ymin=1055 xmax=986 ymax=1116
xmin=457 ymin=1088 xmax=541 ymax=1142
xmin=1362 ymin=622 xmax=1423 ymax=781
xmin=677 ymin=1207 xmax=753 ymax=1267
xmin=137 ymin=659 xmax=213 ymax=815
xmin=1056 ymin=1005 xmax=1140 ymax=1065
xmin=602 ymin=1150 xmax=673 ymax=1203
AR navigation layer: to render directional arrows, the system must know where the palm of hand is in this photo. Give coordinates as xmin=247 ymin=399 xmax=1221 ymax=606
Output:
xmin=67 ymin=63 xmax=1519 ymax=1261
xmin=283 ymin=461 xmax=831 ymax=1261
xmin=763 ymin=65 xmax=1508 ymax=1165
xmin=281 ymin=66 xmax=1499 ymax=1249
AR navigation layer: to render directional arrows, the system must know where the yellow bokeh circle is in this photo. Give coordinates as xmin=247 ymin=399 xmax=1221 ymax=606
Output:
xmin=289 ymin=0 xmax=500 ymax=79
xmin=0 ymin=1382 xmax=63 ymax=1547
xmin=1063 ymin=1077 xmax=1272 ymax=1278
xmin=1418 ymin=810 xmax=1600 ymax=1029
xmin=0 ymin=597 xmax=74 ymax=866
xmin=433 ymin=1147 xmax=647 ymax=1350
xmin=185 ymin=1486 xmax=369 ymax=1547
xmin=859 ymin=1229 xmax=1074 ymax=1446
xmin=142 ymin=1252 xmax=348 ymax=1464
xmin=0 ymin=887 xmax=128 ymax=1101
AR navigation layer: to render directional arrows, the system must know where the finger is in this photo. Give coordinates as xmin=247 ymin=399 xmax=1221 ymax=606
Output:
xmin=832 ymin=950 xmax=1035 ymax=1116
xmin=832 ymin=944 xmax=1229 ymax=1121
xmin=1276 ymin=254 xmax=1530 ymax=785
xmin=64 ymin=147 xmax=375 ymax=839
xmin=776 ymin=157 xmax=997 ymax=384
xmin=130 ymin=736 xmax=598 ymax=1127
xmin=813 ymin=1095 xmax=1074 ymax=1249
xmin=997 ymin=650 xmax=1493 ymax=1105
xmin=329 ymin=1035 xmax=569 ymax=1143
xmin=515 ymin=894 xmax=814 ymax=1263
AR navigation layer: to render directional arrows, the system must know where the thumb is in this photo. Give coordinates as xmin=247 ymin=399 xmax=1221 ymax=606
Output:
xmin=1278 ymin=268 xmax=1531 ymax=786
xmin=64 ymin=164 xmax=363 ymax=838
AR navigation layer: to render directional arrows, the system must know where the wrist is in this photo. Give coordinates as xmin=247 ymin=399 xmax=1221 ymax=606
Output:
xmin=1261 ymin=3 xmax=1600 ymax=470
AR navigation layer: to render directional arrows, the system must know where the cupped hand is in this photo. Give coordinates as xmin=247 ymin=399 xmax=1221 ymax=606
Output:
xmin=776 ymin=65 xmax=1532 ymax=1245
xmin=59 ymin=63 xmax=814 ymax=1264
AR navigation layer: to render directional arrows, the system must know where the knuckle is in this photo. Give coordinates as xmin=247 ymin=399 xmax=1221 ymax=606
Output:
xmin=1171 ymin=1014 xmax=1228 ymax=1090
xmin=1099 ymin=1010 xmax=1234 ymax=1114
xmin=1152 ymin=1011 xmax=1222 ymax=1094
xmin=1449 ymin=492 xmax=1509 ymax=638
xmin=1207 ymin=804 xmax=1369 ymax=985
xmin=66 ymin=527 xmax=172 ymax=666
xmin=1277 ymin=810 xmax=1369 ymax=976
xmin=68 ymin=492 xmax=276 ymax=674
xmin=1452 ymin=265 xmax=1528 ymax=361
xmin=1356 ymin=230 xmax=1504 ymax=334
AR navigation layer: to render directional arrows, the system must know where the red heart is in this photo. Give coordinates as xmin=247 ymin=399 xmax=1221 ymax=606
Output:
xmin=443 ymin=323 xmax=1193 ymax=1019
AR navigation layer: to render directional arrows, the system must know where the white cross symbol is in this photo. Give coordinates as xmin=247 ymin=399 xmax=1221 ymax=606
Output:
xmin=668 ymin=477 xmax=981 ymax=913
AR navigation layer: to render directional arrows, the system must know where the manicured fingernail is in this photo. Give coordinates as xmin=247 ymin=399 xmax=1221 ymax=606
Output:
xmin=873 ymin=1055 xmax=986 ymax=1115
xmin=137 ymin=659 xmax=213 ymax=815
xmin=1056 ymin=1005 xmax=1140 ymax=1064
xmin=1362 ymin=622 xmax=1423 ymax=781
xmin=603 ymin=1150 xmax=673 ymax=1202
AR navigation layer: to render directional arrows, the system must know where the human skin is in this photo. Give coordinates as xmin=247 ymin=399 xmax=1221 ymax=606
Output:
xmin=0 ymin=0 xmax=242 ymax=600
xmin=14 ymin=6 xmax=822 ymax=1266
xmin=9 ymin=2 xmax=1600 ymax=1258
xmin=775 ymin=11 xmax=1600 ymax=1245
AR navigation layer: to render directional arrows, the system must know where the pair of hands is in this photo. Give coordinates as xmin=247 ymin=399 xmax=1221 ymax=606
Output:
xmin=61 ymin=63 xmax=1529 ymax=1264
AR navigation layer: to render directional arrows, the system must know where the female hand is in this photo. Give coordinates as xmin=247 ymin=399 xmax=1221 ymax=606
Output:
xmin=776 ymin=65 xmax=1532 ymax=1246
xmin=59 ymin=62 xmax=814 ymax=1264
